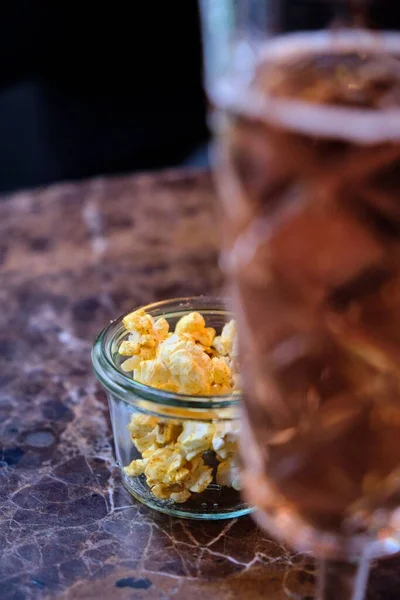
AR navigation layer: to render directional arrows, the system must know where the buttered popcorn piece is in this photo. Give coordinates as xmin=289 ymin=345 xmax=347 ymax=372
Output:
xmin=134 ymin=359 xmax=170 ymax=388
xmin=158 ymin=334 xmax=214 ymax=395
xmin=124 ymin=458 xmax=148 ymax=477
xmin=128 ymin=414 xmax=158 ymax=438
xmin=177 ymin=421 xmax=215 ymax=460
xmin=212 ymin=421 xmax=240 ymax=460
xmin=147 ymin=452 xmax=212 ymax=501
xmin=216 ymin=456 xmax=242 ymax=491
xmin=128 ymin=414 xmax=181 ymax=453
xmin=119 ymin=308 xmax=239 ymax=395
xmin=123 ymin=308 xmax=156 ymax=335
xmin=212 ymin=356 xmax=232 ymax=386
xmin=175 ymin=312 xmax=216 ymax=347
xmin=151 ymin=483 xmax=191 ymax=503
xmin=184 ymin=456 xmax=213 ymax=493
xmin=120 ymin=356 xmax=141 ymax=372
xmin=153 ymin=317 xmax=170 ymax=342
xmin=119 ymin=310 xmax=170 ymax=367
xmin=145 ymin=446 xmax=212 ymax=497
xmin=125 ymin=408 xmax=241 ymax=502
xmin=120 ymin=309 xmax=242 ymax=503
xmin=212 ymin=320 xmax=237 ymax=357
xmin=145 ymin=446 xmax=189 ymax=487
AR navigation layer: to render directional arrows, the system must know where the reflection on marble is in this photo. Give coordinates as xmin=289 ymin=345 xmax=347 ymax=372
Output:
xmin=0 ymin=170 xmax=398 ymax=599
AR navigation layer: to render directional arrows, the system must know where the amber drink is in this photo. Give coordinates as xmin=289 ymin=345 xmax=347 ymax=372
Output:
xmin=212 ymin=31 xmax=400 ymax=557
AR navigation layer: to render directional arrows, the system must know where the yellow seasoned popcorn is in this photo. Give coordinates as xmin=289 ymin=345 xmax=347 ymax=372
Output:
xmin=153 ymin=317 xmax=170 ymax=342
xmin=212 ymin=320 xmax=237 ymax=357
xmin=212 ymin=421 xmax=240 ymax=460
xmin=155 ymin=421 xmax=181 ymax=445
xmin=170 ymin=489 xmax=192 ymax=503
xmin=123 ymin=308 xmax=155 ymax=335
xmin=177 ymin=421 xmax=215 ymax=461
xmin=124 ymin=458 xmax=147 ymax=477
xmin=119 ymin=335 xmax=157 ymax=361
xmin=119 ymin=311 xmax=170 ymax=368
xmin=145 ymin=446 xmax=189 ymax=487
xmin=184 ymin=456 xmax=213 ymax=493
xmin=151 ymin=483 xmax=191 ymax=504
xmin=120 ymin=356 xmax=141 ymax=372
xmin=128 ymin=414 xmax=158 ymax=438
xmin=119 ymin=308 xmax=242 ymax=504
xmin=211 ymin=356 xmax=231 ymax=386
xmin=169 ymin=352 xmax=213 ymax=395
xmin=128 ymin=415 xmax=181 ymax=456
xmin=124 ymin=411 xmax=240 ymax=502
xmin=143 ymin=445 xmax=212 ymax=500
xmin=216 ymin=456 xmax=242 ymax=491
xmin=134 ymin=359 xmax=170 ymax=388
xmin=119 ymin=308 xmax=239 ymax=396
xmin=175 ymin=312 xmax=216 ymax=347
xmin=157 ymin=334 xmax=214 ymax=395
xmin=131 ymin=433 xmax=158 ymax=455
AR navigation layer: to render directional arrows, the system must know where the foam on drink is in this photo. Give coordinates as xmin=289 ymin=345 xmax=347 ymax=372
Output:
xmin=212 ymin=30 xmax=400 ymax=143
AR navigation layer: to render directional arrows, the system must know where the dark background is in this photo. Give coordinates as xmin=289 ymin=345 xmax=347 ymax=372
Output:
xmin=0 ymin=1 xmax=209 ymax=193
xmin=277 ymin=0 xmax=400 ymax=31
xmin=0 ymin=1 xmax=399 ymax=193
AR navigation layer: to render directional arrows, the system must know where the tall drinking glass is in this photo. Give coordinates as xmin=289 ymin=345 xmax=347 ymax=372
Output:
xmin=200 ymin=1 xmax=400 ymax=598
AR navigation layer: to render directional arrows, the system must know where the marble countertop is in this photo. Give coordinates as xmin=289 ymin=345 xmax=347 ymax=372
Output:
xmin=0 ymin=170 xmax=398 ymax=599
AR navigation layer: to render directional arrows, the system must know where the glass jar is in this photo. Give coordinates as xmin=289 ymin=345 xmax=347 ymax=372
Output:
xmin=92 ymin=296 xmax=252 ymax=520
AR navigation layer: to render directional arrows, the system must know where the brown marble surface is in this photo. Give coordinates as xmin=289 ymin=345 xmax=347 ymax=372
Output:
xmin=0 ymin=169 xmax=399 ymax=599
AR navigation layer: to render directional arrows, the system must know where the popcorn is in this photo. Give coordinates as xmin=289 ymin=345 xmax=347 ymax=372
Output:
xmin=157 ymin=334 xmax=214 ymax=395
xmin=168 ymin=352 xmax=213 ymax=395
xmin=175 ymin=312 xmax=216 ymax=347
xmin=119 ymin=308 xmax=239 ymax=397
xmin=150 ymin=483 xmax=172 ymax=500
xmin=212 ymin=320 xmax=237 ymax=357
xmin=128 ymin=415 xmax=181 ymax=453
xmin=153 ymin=317 xmax=170 ymax=342
xmin=184 ymin=456 xmax=213 ymax=493
xmin=134 ymin=359 xmax=170 ymax=388
xmin=119 ymin=310 xmax=170 ymax=365
xmin=123 ymin=308 xmax=156 ymax=335
xmin=119 ymin=308 xmax=242 ymax=504
xmin=121 ymin=356 xmax=141 ymax=372
xmin=212 ymin=356 xmax=232 ymax=386
xmin=143 ymin=444 xmax=212 ymax=502
xmin=212 ymin=421 xmax=240 ymax=460
xmin=128 ymin=414 xmax=158 ymax=438
xmin=216 ymin=456 xmax=242 ymax=491
xmin=119 ymin=335 xmax=156 ymax=361
xmin=132 ymin=432 xmax=158 ymax=454
xmin=156 ymin=421 xmax=181 ymax=445
xmin=145 ymin=447 xmax=189 ymax=487
xmin=124 ymin=411 xmax=241 ymax=503
xmin=124 ymin=458 xmax=147 ymax=477
xmin=170 ymin=489 xmax=192 ymax=503
xmin=177 ymin=421 xmax=215 ymax=460
xmin=151 ymin=484 xmax=191 ymax=504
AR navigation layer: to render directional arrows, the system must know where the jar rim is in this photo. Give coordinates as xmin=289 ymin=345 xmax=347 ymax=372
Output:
xmin=91 ymin=296 xmax=241 ymax=410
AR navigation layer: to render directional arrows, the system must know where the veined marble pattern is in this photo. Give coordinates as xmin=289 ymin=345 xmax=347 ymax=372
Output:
xmin=0 ymin=170 xmax=397 ymax=599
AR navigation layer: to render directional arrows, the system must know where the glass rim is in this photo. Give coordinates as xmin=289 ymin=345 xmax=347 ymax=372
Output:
xmin=91 ymin=296 xmax=241 ymax=410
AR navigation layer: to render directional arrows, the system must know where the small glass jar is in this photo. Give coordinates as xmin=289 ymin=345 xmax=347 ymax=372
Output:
xmin=92 ymin=296 xmax=252 ymax=520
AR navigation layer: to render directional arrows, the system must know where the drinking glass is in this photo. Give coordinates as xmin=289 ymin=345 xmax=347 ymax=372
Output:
xmin=200 ymin=1 xmax=400 ymax=598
